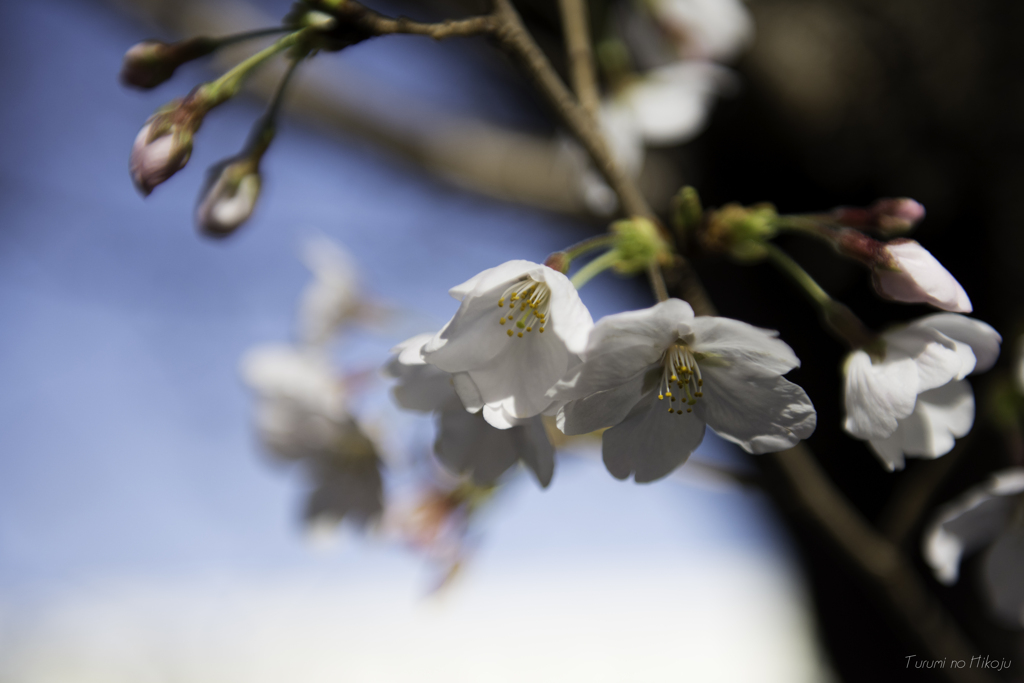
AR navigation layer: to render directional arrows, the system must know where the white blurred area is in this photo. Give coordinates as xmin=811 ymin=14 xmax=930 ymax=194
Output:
xmin=0 ymin=564 xmax=823 ymax=683
xmin=0 ymin=455 xmax=832 ymax=683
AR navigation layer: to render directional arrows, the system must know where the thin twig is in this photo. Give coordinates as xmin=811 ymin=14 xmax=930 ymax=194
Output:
xmin=558 ymin=0 xmax=601 ymax=118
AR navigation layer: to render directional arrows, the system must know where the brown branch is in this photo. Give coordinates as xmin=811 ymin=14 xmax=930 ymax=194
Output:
xmin=341 ymin=5 xmax=498 ymax=40
xmin=558 ymin=0 xmax=600 ymax=118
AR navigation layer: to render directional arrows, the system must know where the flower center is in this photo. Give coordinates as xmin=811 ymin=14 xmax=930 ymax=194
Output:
xmin=497 ymin=278 xmax=550 ymax=338
xmin=658 ymin=343 xmax=703 ymax=415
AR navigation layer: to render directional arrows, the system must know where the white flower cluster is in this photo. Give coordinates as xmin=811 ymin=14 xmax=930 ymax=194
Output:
xmin=389 ymin=260 xmax=816 ymax=484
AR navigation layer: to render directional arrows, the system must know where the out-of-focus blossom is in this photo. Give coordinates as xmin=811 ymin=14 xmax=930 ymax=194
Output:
xmin=298 ymin=237 xmax=362 ymax=346
xmin=549 ymin=299 xmax=815 ymax=483
xmin=924 ymin=468 xmax=1024 ymax=627
xmin=423 ymin=260 xmax=593 ymax=428
xmin=609 ymin=62 xmax=735 ymax=147
xmin=195 ymin=158 xmax=261 ymax=237
xmin=872 ymin=239 xmax=972 ymax=313
xmin=650 ymin=0 xmax=754 ymax=61
xmin=385 ymin=333 xmax=555 ymax=487
xmin=843 ymin=314 xmax=1000 ymax=470
xmin=573 ymin=63 xmax=734 ymax=215
xmin=241 ymin=344 xmax=383 ymax=527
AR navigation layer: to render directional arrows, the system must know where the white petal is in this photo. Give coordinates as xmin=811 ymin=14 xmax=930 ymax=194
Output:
xmin=872 ymin=240 xmax=972 ymax=312
xmin=557 ymin=371 xmax=647 ymax=435
xmin=601 ymin=391 xmax=706 ymax=483
xmin=884 ymin=325 xmax=962 ymax=392
xmin=689 ymin=316 xmax=800 ymax=377
xmin=922 ymin=468 xmax=1024 ymax=584
xmin=699 ymin=368 xmax=817 ymax=454
xmin=899 ymin=380 xmax=975 ymax=458
xmin=446 ymin=259 xmax=537 ymax=302
xmin=982 ymin=526 xmax=1024 ymax=627
xmin=550 ymin=299 xmax=692 ymax=401
xmin=451 ymin=372 xmax=484 ymax=413
xmin=914 ymin=314 xmax=1001 ymax=375
xmin=532 ymin=266 xmax=594 ymax=355
xmin=843 ymin=350 xmax=919 ymax=439
xmin=462 ymin=331 xmax=570 ymax=419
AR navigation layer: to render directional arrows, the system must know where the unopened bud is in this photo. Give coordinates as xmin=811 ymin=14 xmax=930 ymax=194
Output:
xmin=129 ymin=114 xmax=193 ymax=196
xmin=871 ymin=239 xmax=972 ymax=312
xmin=610 ymin=217 xmax=672 ymax=274
xmin=832 ymin=197 xmax=926 ymax=236
xmin=196 ymin=159 xmax=262 ymax=237
xmin=704 ymin=202 xmax=777 ymax=261
xmin=120 ymin=38 xmax=216 ymax=90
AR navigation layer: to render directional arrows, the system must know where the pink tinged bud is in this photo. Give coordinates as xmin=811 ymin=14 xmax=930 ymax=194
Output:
xmin=833 ymin=197 xmax=926 ymax=236
xmin=872 ymin=239 xmax=972 ymax=313
xmin=129 ymin=119 xmax=192 ymax=196
xmin=195 ymin=162 xmax=261 ymax=238
xmin=874 ymin=198 xmax=925 ymax=231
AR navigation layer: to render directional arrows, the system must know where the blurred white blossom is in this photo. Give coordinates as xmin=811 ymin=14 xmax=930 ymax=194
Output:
xmin=843 ymin=314 xmax=1000 ymax=470
xmin=241 ymin=344 xmax=383 ymax=526
xmin=299 ymin=236 xmax=362 ymax=346
xmin=924 ymin=468 xmax=1024 ymax=627
xmin=549 ymin=298 xmax=815 ymax=482
xmin=650 ymin=0 xmax=754 ymax=61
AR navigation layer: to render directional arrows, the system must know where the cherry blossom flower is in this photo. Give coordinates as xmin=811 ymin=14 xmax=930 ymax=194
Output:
xmin=843 ymin=314 xmax=1001 ymax=470
xmin=385 ymin=333 xmax=555 ymax=487
xmin=240 ymin=344 xmax=383 ymax=526
xmin=923 ymin=468 xmax=1024 ymax=627
xmin=422 ymin=260 xmax=593 ymax=428
xmin=548 ymin=299 xmax=816 ymax=483
xmin=872 ymin=239 xmax=972 ymax=313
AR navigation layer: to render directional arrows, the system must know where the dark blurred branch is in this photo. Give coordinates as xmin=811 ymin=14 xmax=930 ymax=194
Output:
xmin=761 ymin=446 xmax=995 ymax=683
xmin=558 ymin=0 xmax=600 ymax=118
xmin=878 ymin=439 xmax=967 ymax=547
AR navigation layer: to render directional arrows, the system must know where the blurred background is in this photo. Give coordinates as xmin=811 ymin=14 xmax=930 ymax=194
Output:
xmin=0 ymin=0 xmax=1021 ymax=681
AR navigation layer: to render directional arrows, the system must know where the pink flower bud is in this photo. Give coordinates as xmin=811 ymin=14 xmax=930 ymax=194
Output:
xmin=833 ymin=197 xmax=926 ymax=236
xmin=195 ymin=159 xmax=262 ymax=237
xmin=129 ymin=118 xmax=192 ymax=196
xmin=872 ymin=239 xmax=972 ymax=313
